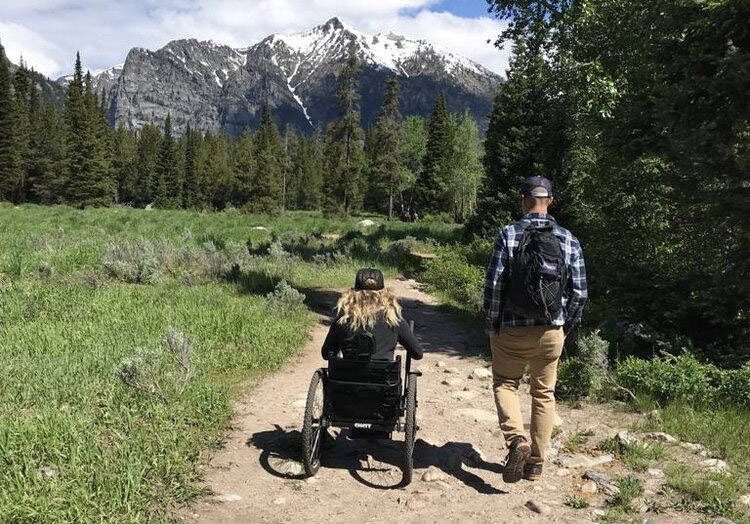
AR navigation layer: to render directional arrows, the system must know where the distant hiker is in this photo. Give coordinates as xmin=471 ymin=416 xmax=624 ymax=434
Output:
xmin=484 ymin=176 xmax=588 ymax=483
xmin=321 ymin=268 xmax=423 ymax=362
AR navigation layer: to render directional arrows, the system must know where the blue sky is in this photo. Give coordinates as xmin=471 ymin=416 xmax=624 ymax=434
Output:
xmin=0 ymin=1 xmax=510 ymax=78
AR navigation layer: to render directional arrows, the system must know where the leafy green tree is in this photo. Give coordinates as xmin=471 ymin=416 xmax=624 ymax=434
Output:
xmin=399 ymin=115 xmax=428 ymax=213
xmin=448 ymin=110 xmax=483 ymax=222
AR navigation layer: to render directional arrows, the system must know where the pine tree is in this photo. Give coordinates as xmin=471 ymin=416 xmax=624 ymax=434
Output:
xmin=232 ymin=128 xmax=255 ymax=207
xmin=155 ymin=114 xmax=180 ymax=208
xmin=370 ymin=76 xmax=404 ymax=218
xmin=12 ymin=65 xmax=32 ymax=202
xmin=250 ymin=103 xmax=283 ymax=213
xmin=112 ymin=124 xmax=138 ymax=204
xmin=0 ymin=42 xmax=19 ymax=202
xmin=324 ymin=54 xmax=367 ymax=213
xmin=418 ymin=93 xmax=454 ymax=213
xmin=465 ymin=39 xmax=564 ymax=236
xmin=30 ymin=103 xmax=68 ymax=204
xmin=135 ymin=123 xmax=161 ymax=207
xmin=65 ymin=59 xmax=114 ymax=207
xmin=399 ymin=115 xmax=428 ymax=213
xmin=182 ymin=124 xmax=200 ymax=208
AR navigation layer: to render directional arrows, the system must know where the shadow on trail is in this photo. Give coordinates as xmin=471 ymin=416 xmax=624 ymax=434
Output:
xmin=248 ymin=427 xmax=507 ymax=494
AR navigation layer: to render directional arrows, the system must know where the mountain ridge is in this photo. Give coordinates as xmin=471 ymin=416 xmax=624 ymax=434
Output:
xmin=59 ymin=17 xmax=503 ymax=136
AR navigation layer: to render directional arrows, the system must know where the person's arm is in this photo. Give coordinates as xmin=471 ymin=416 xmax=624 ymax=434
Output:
xmin=397 ymin=319 xmax=423 ymax=360
xmin=483 ymin=228 xmax=509 ymax=332
xmin=564 ymin=240 xmax=588 ymax=332
xmin=321 ymin=318 xmax=342 ymax=360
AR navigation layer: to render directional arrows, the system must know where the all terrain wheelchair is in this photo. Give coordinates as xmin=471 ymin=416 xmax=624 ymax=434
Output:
xmin=300 ymin=323 xmax=421 ymax=485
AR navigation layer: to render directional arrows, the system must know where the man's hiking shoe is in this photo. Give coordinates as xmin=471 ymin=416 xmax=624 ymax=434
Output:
xmin=523 ymin=463 xmax=543 ymax=481
xmin=503 ymin=437 xmax=531 ymax=483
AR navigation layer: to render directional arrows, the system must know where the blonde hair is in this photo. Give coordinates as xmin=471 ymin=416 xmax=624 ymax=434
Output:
xmin=336 ymin=287 xmax=402 ymax=330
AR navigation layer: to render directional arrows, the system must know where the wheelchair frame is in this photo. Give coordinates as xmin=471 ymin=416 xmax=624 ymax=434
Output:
xmin=301 ymin=322 xmax=421 ymax=485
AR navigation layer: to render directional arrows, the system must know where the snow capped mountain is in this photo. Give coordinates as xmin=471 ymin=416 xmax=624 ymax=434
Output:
xmin=65 ymin=17 xmax=502 ymax=136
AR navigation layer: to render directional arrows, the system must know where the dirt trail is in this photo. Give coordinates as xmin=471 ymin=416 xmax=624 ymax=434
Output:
xmin=182 ymin=278 xmax=689 ymax=523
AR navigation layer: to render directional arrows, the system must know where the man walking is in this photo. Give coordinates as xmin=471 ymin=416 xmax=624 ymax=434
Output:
xmin=484 ymin=176 xmax=587 ymax=483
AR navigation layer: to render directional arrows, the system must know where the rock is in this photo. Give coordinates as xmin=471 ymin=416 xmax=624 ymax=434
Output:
xmin=592 ymin=509 xmax=607 ymax=518
xmin=443 ymin=367 xmax=460 ymax=374
xmin=525 ymin=500 xmax=549 ymax=515
xmin=251 ymin=226 xmax=268 ymax=231
xmin=269 ymin=457 xmax=304 ymax=476
xmin=600 ymin=483 xmax=621 ymax=497
xmin=441 ymin=377 xmax=463 ymax=387
xmin=470 ymin=367 xmax=493 ymax=380
xmin=738 ymin=494 xmax=750 ymax=508
xmin=647 ymin=468 xmax=665 ymax=479
xmin=422 ymin=466 xmax=448 ymax=483
xmin=554 ymin=453 xmax=614 ymax=469
xmin=616 ymin=430 xmax=638 ymax=446
xmin=273 ymin=497 xmax=286 ymax=505
xmin=701 ymin=458 xmax=728 ymax=472
xmin=37 ymin=466 xmax=58 ymax=478
xmin=583 ymin=471 xmax=613 ymax=484
xmin=680 ymin=442 xmax=706 ymax=453
xmin=581 ymin=480 xmax=598 ymax=494
xmin=556 ymin=468 xmax=572 ymax=477
xmin=646 ymin=431 xmax=677 ymax=443
xmin=357 ymin=219 xmax=376 ymax=227
xmin=435 ymin=361 xmax=447 ymax=368
xmin=213 ymin=494 xmax=242 ymax=502
xmin=452 ymin=390 xmax=479 ymax=401
xmin=457 ymin=408 xmax=497 ymax=423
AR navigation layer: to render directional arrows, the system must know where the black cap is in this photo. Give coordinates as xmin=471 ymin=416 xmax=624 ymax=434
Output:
xmin=521 ymin=176 xmax=553 ymax=198
xmin=354 ymin=268 xmax=384 ymax=291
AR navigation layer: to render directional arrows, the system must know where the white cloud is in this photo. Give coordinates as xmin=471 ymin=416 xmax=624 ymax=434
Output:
xmin=0 ymin=1 xmax=510 ymax=78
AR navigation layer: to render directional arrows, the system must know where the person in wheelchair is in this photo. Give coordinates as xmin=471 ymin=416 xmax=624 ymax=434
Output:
xmin=321 ymin=268 xmax=423 ymax=362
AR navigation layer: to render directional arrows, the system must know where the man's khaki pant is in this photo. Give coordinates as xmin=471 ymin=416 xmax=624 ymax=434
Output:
xmin=490 ymin=325 xmax=564 ymax=464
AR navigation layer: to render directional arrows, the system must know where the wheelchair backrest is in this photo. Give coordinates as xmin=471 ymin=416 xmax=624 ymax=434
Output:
xmin=326 ymin=357 xmax=402 ymax=424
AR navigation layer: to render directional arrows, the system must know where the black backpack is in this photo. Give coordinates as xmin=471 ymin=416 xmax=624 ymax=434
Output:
xmin=504 ymin=222 xmax=567 ymax=321
xmin=340 ymin=328 xmax=376 ymax=360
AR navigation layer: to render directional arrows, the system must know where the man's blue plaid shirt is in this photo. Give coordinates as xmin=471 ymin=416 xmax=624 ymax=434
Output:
xmin=483 ymin=213 xmax=588 ymax=331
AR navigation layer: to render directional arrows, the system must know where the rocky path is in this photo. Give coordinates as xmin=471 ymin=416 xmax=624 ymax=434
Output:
xmin=181 ymin=279 xmax=696 ymax=523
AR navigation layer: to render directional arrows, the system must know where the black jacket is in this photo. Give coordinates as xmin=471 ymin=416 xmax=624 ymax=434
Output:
xmin=321 ymin=312 xmax=423 ymax=361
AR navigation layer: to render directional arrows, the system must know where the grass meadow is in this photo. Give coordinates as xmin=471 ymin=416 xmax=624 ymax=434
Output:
xmin=0 ymin=203 xmax=457 ymax=522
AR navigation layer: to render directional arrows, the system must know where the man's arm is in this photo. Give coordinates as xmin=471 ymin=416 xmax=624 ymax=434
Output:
xmin=483 ymin=229 xmax=508 ymax=332
xmin=564 ymin=240 xmax=588 ymax=330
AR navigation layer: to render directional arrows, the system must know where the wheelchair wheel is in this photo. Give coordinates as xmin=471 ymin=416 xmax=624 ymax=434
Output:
xmin=402 ymin=373 xmax=417 ymax=485
xmin=302 ymin=369 xmax=326 ymax=477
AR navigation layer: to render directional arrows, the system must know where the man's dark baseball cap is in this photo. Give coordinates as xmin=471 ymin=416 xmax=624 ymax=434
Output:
xmin=354 ymin=268 xmax=385 ymax=291
xmin=521 ymin=176 xmax=553 ymax=198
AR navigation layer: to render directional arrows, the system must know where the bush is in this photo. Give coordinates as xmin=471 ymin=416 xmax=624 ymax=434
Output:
xmin=103 ymin=239 xmax=163 ymax=284
xmin=421 ymin=251 xmax=483 ymax=312
xmin=717 ymin=364 xmax=750 ymax=411
xmin=265 ymin=280 xmax=306 ymax=312
xmin=557 ymin=330 xmax=610 ymax=400
xmin=614 ymin=353 xmax=717 ymax=405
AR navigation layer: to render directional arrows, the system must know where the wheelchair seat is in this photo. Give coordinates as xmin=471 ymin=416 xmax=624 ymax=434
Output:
xmin=326 ymin=356 xmax=402 ymax=427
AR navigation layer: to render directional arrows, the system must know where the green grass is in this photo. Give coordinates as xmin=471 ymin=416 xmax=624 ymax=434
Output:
xmin=0 ymin=204 xmax=458 ymax=522
xmin=597 ymin=435 xmax=666 ymax=472
xmin=563 ymin=430 xmax=595 ymax=453
xmin=564 ymin=495 xmax=590 ymax=509
xmin=666 ymin=465 xmax=749 ymax=522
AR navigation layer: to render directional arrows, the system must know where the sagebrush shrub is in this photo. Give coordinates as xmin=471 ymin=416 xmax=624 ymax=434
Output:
xmin=266 ymin=280 xmax=306 ymax=312
xmin=103 ymin=239 xmax=163 ymax=284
